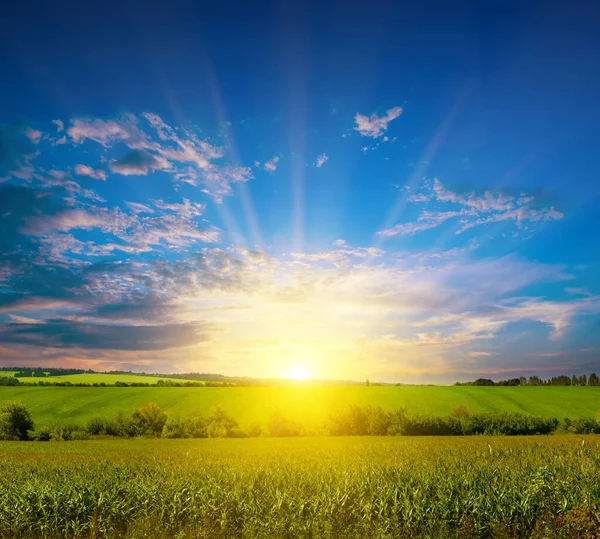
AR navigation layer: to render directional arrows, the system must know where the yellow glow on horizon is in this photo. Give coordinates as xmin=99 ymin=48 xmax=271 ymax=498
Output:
xmin=286 ymin=363 xmax=311 ymax=381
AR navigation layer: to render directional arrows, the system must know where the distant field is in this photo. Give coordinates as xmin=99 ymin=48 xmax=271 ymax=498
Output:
xmin=13 ymin=373 xmax=198 ymax=385
xmin=1 ymin=436 xmax=599 ymax=537
xmin=0 ymin=385 xmax=598 ymax=428
xmin=0 ymin=371 xmax=18 ymax=378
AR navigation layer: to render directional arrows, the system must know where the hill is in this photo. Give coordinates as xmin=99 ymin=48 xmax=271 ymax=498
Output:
xmin=0 ymin=385 xmax=598 ymax=428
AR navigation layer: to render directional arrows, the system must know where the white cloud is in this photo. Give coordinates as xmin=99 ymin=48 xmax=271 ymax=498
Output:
xmin=378 ymin=179 xmax=563 ymax=237
xmin=9 ymin=166 xmax=36 ymax=180
xmin=125 ymin=202 xmax=155 ymax=214
xmin=52 ymin=120 xmax=64 ymax=133
xmin=154 ymin=198 xmax=205 ymax=218
xmin=263 ymin=156 xmax=279 ymax=172
xmin=66 ymin=112 xmax=254 ymax=202
xmin=23 ymin=127 xmax=42 ymax=144
xmin=377 ymin=210 xmax=464 ymax=237
xmin=67 ymin=114 xmax=149 ymax=148
xmin=315 ymin=154 xmax=328 ymax=168
xmin=354 ymin=106 xmax=403 ymax=138
xmin=74 ymin=164 xmax=107 ymax=181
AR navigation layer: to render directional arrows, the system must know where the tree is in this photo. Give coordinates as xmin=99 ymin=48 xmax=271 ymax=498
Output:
xmin=132 ymin=402 xmax=168 ymax=436
xmin=473 ymin=378 xmax=495 ymax=386
xmin=589 ymin=373 xmax=599 ymax=386
xmin=207 ymin=405 xmax=239 ymax=437
xmin=451 ymin=404 xmax=471 ymax=418
xmin=0 ymin=401 xmax=34 ymax=440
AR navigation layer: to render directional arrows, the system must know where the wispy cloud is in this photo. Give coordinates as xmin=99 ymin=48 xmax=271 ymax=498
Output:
xmin=67 ymin=114 xmax=149 ymax=148
xmin=314 ymin=154 xmax=328 ymax=168
xmin=263 ymin=156 xmax=279 ymax=172
xmin=74 ymin=164 xmax=107 ymax=180
xmin=378 ymin=179 xmax=563 ymax=237
xmin=354 ymin=107 xmax=402 ymax=138
xmin=23 ymin=127 xmax=42 ymax=144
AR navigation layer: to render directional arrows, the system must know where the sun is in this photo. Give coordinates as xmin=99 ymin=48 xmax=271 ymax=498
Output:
xmin=286 ymin=363 xmax=311 ymax=381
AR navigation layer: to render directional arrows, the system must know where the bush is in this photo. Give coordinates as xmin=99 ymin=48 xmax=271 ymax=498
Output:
xmin=227 ymin=426 xmax=248 ymax=438
xmin=570 ymin=418 xmax=600 ymax=434
xmin=206 ymin=406 xmax=238 ymax=438
xmin=0 ymin=401 xmax=34 ymax=440
xmin=69 ymin=430 xmax=89 ymax=441
xmin=132 ymin=402 xmax=168 ymax=436
xmin=86 ymin=417 xmax=113 ymax=435
xmin=162 ymin=415 xmax=192 ymax=438
xmin=247 ymin=422 xmax=264 ymax=437
xmin=329 ymin=405 xmax=560 ymax=437
xmin=451 ymin=404 xmax=471 ymax=418
xmin=267 ymin=411 xmax=302 ymax=437
xmin=30 ymin=423 xmax=89 ymax=441
xmin=29 ymin=426 xmax=52 ymax=441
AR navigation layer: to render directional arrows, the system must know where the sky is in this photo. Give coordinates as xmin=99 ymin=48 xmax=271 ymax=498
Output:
xmin=0 ymin=0 xmax=599 ymax=383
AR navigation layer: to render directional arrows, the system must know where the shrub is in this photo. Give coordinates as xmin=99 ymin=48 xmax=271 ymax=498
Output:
xmin=227 ymin=426 xmax=248 ymax=438
xmin=33 ymin=423 xmax=88 ymax=441
xmin=206 ymin=406 xmax=238 ymax=438
xmin=247 ymin=422 xmax=264 ymax=437
xmin=570 ymin=418 xmax=600 ymax=434
xmin=451 ymin=404 xmax=471 ymax=418
xmin=162 ymin=415 xmax=192 ymax=438
xmin=0 ymin=401 xmax=34 ymax=440
xmin=69 ymin=430 xmax=89 ymax=441
xmin=267 ymin=411 xmax=302 ymax=437
xmin=132 ymin=403 xmax=168 ymax=436
xmin=368 ymin=406 xmax=393 ymax=435
xmin=86 ymin=417 xmax=112 ymax=435
xmin=30 ymin=426 xmax=52 ymax=441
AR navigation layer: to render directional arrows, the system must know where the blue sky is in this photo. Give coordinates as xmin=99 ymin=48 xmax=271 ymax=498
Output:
xmin=0 ymin=0 xmax=599 ymax=382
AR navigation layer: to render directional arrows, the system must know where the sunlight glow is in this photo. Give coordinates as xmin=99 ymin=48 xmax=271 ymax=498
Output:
xmin=286 ymin=363 xmax=311 ymax=381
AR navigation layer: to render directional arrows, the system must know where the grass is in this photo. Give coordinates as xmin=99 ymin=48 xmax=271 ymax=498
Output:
xmin=13 ymin=373 xmax=196 ymax=385
xmin=0 ymin=436 xmax=599 ymax=538
xmin=0 ymin=386 xmax=598 ymax=428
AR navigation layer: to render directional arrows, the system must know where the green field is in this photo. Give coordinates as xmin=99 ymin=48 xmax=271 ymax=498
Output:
xmin=1 ymin=385 xmax=598 ymax=428
xmin=13 ymin=373 xmax=196 ymax=385
xmin=1 ymin=436 xmax=599 ymax=538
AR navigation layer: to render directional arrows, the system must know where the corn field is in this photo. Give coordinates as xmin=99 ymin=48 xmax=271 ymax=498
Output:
xmin=0 ymin=436 xmax=599 ymax=538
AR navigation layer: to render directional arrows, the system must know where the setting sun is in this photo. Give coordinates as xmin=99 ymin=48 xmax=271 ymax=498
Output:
xmin=286 ymin=363 xmax=311 ymax=381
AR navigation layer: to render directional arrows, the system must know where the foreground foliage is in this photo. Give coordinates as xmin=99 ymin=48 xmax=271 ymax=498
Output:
xmin=0 ymin=436 xmax=599 ymax=538
xmin=2 ymin=385 xmax=600 ymax=429
xmin=19 ymin=401 xmax=600 ymax=440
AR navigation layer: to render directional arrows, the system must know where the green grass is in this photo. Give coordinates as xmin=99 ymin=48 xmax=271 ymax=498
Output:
xmin=14 ymin=373 xmax=196 ymax=385
xmin=1 ymin=386 xmax=598 ymax=428
xmin=1 ymin=436 xmax=599 ymax=538
xmin=0 ymin=372 xmax=18 ymax=378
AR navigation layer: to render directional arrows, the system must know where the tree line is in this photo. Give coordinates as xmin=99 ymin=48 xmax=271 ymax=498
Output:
xmin=2 ymin=401 xmax=600 ymax=442
xmin=0 ymin=377 xmax=231 ymax=388
xmin=455 ymin=373 xmax=600 ymax=386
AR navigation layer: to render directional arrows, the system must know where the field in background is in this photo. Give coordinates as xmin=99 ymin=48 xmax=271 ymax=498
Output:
xmin=13 ymin=373 xmax=200 ymax=385
xmin=1 ymin=436 xmax=599 ymax=538
xmin=0 ymin=385 xmax=598 ymax=428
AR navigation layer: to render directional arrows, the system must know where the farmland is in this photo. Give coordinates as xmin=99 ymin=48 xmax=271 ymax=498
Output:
xmin=12 ymin=373 xmax=199 ymax=385
xmin=1 ymin=436 xmax=599 ymax=538
xmin=0 ymin=385 xmax=598 ymax=429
